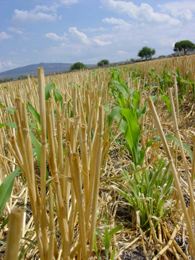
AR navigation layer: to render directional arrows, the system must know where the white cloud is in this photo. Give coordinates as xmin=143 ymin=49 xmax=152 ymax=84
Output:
xmin=69 ymin=27 xmax=91 ymax=44
xmin=93 ymin=39 xmax=111 ymax=46
xmin=60 ymin=0 xmax=80 ymax=5
xmin=68 ymin=27 xmax=112 ymax=46
xmin=103 ymin=17 xmax=131 ymax=28
xmin=158 ymin=1 xmax=195 ymax=20
xmin=12 ymin=9 xmax=57 ymax=23
xmin=82 ymin=27 xmax=106 ymax=33
xmin=0 ymin=32 xmax=11 ymax=40
xmin=8 ymin=27 xmax=23 ymax=34
xmin=45 ymin=32 xmax=67 ymax=41
xmin=101 ymin=0 xmax=179 ymax=25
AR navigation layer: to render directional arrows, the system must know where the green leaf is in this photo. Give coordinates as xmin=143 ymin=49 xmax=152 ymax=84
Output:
xmin=28 ymin=102 xmax=41 ymax=125
xmin=6 ymin=122 xmax=17 ymax=129
xmin=7 ymin=107 xmax=15 ymax=115
xmin=165 ymin=134 xmax=193 ymax=162
xmin=0 ymin=102 xmax=5 ymax=109
xmin=105 ymin=227 xmax=110 ymax=260
xmin=29 ymin=131 xmax=41 ymax=167
xmin=53 ymin=88 xmax=63 ymax=106
xmin=96 ymin=228 xmax=103 ymax=241
xmin=161 ymin=95 xmax=171 ymax=116
xmin=109 ymin=225 xmax=122 ymax=237
xmin=110 ymin=247 xmax=116 ymax=260
xmin=0 ymin=167 xmax=21 ymax=216
xmin=0 ymin=124 xmax=6 ymax=128
xmin=120 ymin=108 xmax=141 ymax=165
xmin=45 ymin=83 xmax=55 ymax=100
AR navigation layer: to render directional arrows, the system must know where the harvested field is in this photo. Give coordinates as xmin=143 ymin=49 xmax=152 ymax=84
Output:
xmin=0 ymin=55 xmax=195 ymax=259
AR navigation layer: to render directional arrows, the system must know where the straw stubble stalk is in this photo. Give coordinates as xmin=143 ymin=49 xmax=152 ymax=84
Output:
xmin=80 ymin=124 xmax=89 ymax=215
xmin=38 ymin=67 xmax=49 ymax=259
xmin=46 ymin=100 xmax=70 ymax=260
xmin=70 ymin=153 xmax=87 ymax=258
xmin=168 ymin=88 xmax=195 ymax=253
xmin=147 ymin=97 xmax=195 ymax=258
xmin=5 ymin=208 xmax=23 ymax=260
xmin=89 ymin=106 xmax=104 ymax=252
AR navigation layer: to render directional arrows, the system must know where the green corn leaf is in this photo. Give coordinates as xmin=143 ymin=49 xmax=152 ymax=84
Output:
xmin=120 ymin=108 xmax=141 ymax=165
xmin=53 ymin=88 xmax=63 ymax=106
xmin=29 ymin=131 xmax=41 ymax=167
xmin=0 ymin=167 xmax=21 ymax=216
xmin=7 ymin=107 xmax=15 ymax=115
xmin=6 ymin=122 xmax=17 ymax=128
xmin=45 ymin=83 xmax=55 ymax=100
xmin=161 ymin=95 xmax=171 ymax=116
xmin=28 ymin=102 xmax=41 ymax=125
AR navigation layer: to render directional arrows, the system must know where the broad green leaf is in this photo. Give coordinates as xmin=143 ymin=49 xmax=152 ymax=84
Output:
xmin=53 ymin=88 xmax=63 ymax=106
xmin=7 ymin=107 xmax=15 ymax=115
xmin=6 ymin=122 xmax=17 ymax=129
xmin=120 ymin=108 xmax=141 ymax=165
xmin=45 ymin=83 xmax=55 ymax=100
xmin=29 ymin=131 xmax=41 ymax=167
xmin=0 ymin=167 xmax=21 ymax=216
xmin=161 ymin=95 xmax=171 ymax=116
xmin=28 ymin=102 xmax=41 ymax=125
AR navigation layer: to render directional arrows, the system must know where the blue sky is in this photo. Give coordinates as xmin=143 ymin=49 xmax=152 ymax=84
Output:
xmin=0 ymin=0 xmax=195 ymax=72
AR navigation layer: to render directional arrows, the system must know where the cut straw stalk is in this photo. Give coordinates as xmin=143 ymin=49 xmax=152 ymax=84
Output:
xmin=168 ymin=89 xmax=195 ymax=221
xmin=70 ymin=153 xmax=87 ymax=258
xmin=152 ymin=214 xmax=186 ymax=260
xmin=38 ymin=67 xmax=49 ymax=258
xmin=89 ymin=106 xmax=104 ymax=252
xmin=5 ymin=208 xmax=23 ymax=260
xmin=46 ymin=100 xmax=70 ymax=260
xmin=80 ymin=124 xmax=89 ymax=214
xmin=147 ymin=97 xmax=195 ymax=258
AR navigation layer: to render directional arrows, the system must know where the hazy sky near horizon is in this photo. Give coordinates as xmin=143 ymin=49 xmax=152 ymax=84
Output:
xmin=0 ymin=0 xmax=195 ymax=72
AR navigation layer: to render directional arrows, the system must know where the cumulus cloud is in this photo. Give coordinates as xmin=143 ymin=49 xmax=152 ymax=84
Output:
xmin=158 ymin=1 xmax=195 ymax=20
xmin=101 ymin=0 xmax=179 ymax=25
xmin=68 ymin=27 xmax=112 ymax=46
xmin=60 ymin=0 xmax=80 ymax=5
xmin=69 ymin=27 xmax=91 ymax=44
xmin=8 ymin=27 xmax=23 ymax=34
xmin=12 ymin=9 xmax=57 ymax=23
xmin=0 ymin=32 xmax=11 ymax=40
xmin=82 ymin=27 xmax=106 ymax=33
xmin=45 ymin=32 xmax=67 ymax=41
xmin=93 ymin=38 xmax=111 ymax=46
xmin=103 ymin=17 xmax=131 ymax=28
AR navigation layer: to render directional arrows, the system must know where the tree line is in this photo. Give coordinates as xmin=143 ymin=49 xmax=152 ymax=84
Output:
xmin=69 ymin=40 xmax=195 ymax=71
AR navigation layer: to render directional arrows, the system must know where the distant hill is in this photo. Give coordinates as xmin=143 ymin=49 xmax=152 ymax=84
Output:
xmin=0 ymin=62 xmax=94 ymax=80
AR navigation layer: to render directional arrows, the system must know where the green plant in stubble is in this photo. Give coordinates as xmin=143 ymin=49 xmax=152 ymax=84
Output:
xmin=94 ymin=222 xmax=122 ymax=260
xmin=113 ymin=158 xmax=174 ymax=230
